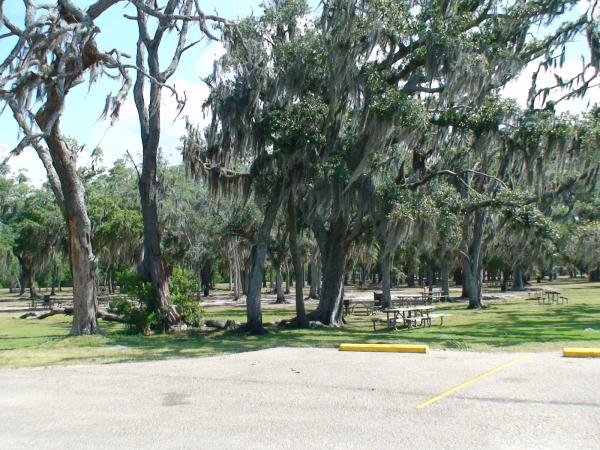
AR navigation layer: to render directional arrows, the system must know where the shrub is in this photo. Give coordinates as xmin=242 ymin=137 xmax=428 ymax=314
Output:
xmin=112 ymin=269 xmax=158 ymax=334
xmin=111 ymin=267 xmax=204 ymax=332
xmin=171 ymin=267 xmax=203 ymax=327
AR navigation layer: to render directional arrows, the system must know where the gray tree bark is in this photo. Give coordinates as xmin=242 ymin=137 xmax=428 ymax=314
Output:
xmin=308 ymin=217 xmax=349 ymax=326
xmin=244 ymin=185 xmax=287 ymax=333
xmin=132 ymin=5 xmax=190 ymax=330
xmin=287 ymin=193 xmax=308 ymax=327
xmin=461 ymin=209 xmax=486 ymax=309
xmin=275 ymin=266 xmax=285 ymax=302
xmin=380 ymin=255 xmax=393 ymax=309
xmin=441 ymin=264 xmax=450 ymax=300
xmin=309 ymin=250 xmax=321 ymax=299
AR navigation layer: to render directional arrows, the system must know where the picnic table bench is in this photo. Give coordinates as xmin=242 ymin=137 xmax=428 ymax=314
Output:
xmin=371 ymin=307 xmax=451 ymax=330
xmin=528 ymin=289 xmax=569 ymax=305
xmin=28 ymin=295 xmax=65 ymax=309
xmin=344 ymin=292 xmax=385 ymax=316
xmin=379 ymin=306 xmax=434 ymax=330
xmin=345 ymin=299 xmax=381 ymax=315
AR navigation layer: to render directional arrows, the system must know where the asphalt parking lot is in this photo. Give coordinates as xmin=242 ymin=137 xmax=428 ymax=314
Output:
xmin=1 ymin=347 xmax=599 ymax=449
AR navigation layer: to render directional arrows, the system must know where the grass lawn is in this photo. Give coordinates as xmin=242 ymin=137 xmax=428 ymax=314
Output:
xmin=1 ymin=280 xmax=599 ymax=369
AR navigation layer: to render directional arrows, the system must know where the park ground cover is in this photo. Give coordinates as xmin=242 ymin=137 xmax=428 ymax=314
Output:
xmin=0 ymin=280 xmax=599 ymax=369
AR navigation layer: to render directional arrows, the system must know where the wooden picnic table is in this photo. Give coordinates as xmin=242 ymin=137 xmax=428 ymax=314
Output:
xmin=540 ymin=289 xmax=568 ymax=305
xmin=28 ymin=295 xmax=67 ymax=310
xmin=344 ymin=299 xmax=381 ymax=316
xmin=394 ymin=293 xmax=434 ymax=307
xmin=528 ymin=289 xmax=568 ymax=305
xmin=382 ymin=306 xmax=434 ymax=330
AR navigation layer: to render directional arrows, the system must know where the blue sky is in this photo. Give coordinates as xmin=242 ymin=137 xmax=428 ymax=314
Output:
xmin=0 ymin=0 xmax=597 ymax=186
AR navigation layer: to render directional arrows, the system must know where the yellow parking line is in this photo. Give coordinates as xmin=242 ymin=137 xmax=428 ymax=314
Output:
xmin=417 ymin=354 xmax=532 ymax=409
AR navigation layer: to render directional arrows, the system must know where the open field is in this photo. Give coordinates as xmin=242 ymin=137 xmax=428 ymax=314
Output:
xmin=1 ymin=348 xmax=599 ymax=449
xmin=0 ymin=280 xmax=599 ymax=369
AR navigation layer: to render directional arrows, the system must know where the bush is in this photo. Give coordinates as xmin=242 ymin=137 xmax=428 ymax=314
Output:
xmin=171 ymin=267 xmax=203 ymax=327
xmin=112 ymin=269 xmax=158 ymax=334
xmin=111 ymin=267 xmax=203 ymax=332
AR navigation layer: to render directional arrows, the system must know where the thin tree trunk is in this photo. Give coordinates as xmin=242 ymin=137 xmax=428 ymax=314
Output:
xmin=287 ymin=193 xmax=308 ymax=327
xmin=284 ymin=259 xmax=291 ymax=294
xmin=441 ymin=264 xmax=449 ymax=300
xmin=275 ymin=266 xmax=285 ymax=303
xmin=18 ymin=259 xmax=26 ymax=296
xmin=233 ymin=242 xmax=242 ymax=300
xmin=201 ymin=259 xmax=211 ymax=297
xmin=309 ymin=250 xmax=321 ymax=299
xmin=133 ymin=24 xmax=183 ymax=331
xmin=27 ymin=270 xmax=36 ymax=299
xmin=501 ymin=270 xmax=510 ymax=292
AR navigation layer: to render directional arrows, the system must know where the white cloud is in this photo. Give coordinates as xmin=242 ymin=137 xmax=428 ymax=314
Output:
xmin=502 ymin=59 xmax=599 ymax=114
xmin=0 ymin=143 xmax=47 ymax=187
xmin=195 ymin=42 xmax=227 ymax=77
xmin=89 ymin=76 xmax=212 ymax=171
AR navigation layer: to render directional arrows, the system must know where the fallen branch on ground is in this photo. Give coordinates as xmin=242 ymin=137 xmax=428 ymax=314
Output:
xmin=20 ymin=308 xmax=127 ymax=323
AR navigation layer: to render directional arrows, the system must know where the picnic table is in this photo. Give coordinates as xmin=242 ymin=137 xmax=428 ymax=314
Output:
xmin=540 ymin=289 xmax=568 ymax=305
xmin=28 ymin=295 xmax=66 ymax=310
xmin=344 ymin=299 xmax=381 ymax=316
xmin=527 ymin=289 xmax=568 ymax=305
xmin=394 ymin=294 xmax=424 ymax=307
xmin=381 ymin=306 xmax=434 ymax=330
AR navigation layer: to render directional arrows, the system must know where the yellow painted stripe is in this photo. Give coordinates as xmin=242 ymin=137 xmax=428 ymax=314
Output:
xmin=338 ymin=343 xmax=429 ymax=353
xmin=563 ymin=348 xmax=600 ymax=358
xmin=417 ymin=354 xmax=531 ymax=409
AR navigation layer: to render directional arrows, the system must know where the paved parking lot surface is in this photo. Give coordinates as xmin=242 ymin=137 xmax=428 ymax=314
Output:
xmin=1 ymin=348 xmax=599 ymax=449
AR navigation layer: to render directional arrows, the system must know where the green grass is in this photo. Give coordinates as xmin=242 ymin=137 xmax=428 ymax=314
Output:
xmin=1 ymin=280 xmax=599 ymax=369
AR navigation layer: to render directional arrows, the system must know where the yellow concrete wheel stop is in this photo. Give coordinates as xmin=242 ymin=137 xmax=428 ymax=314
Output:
xmin=563 ymin=348 xmax=600 ymax=358
xmin=339 ymin=343 xmax=429 ymax=353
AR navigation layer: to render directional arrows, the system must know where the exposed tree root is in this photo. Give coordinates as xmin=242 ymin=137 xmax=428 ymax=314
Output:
xmin=204 ymin=319 xmax=240 ymax=331
xmin=237 ymin=322 xmax=268 ymax=335
xmin=277 ymin=317 xmax=303 ymax=329
xmin=20 ymin=308 xmax=127 ymax=323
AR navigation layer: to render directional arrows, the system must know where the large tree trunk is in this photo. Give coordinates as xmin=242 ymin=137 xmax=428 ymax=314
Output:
xmin=287 ymin=193 xmax=308 ymax=327
xmin=380 ymin=254 xmax=392 ymax=309
xmin=36 ymin=111 xmax=99 ymax=334
xmin=18 ymin=258 xmax=35 ymax=298
xmin=244 ymin=189 xmax=286 ymax=333
xmin=463 ymin=261 xmax=483 ymax=308
xmin=512 ymin=268 xmax=525 ymax=290
xmin=308 ymin=218 xmax=348 ymax=326
xmin=462 ymin=210 xmax=485 ymax=309
xmin=57 ymin=157 xmax=99 ymax=335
